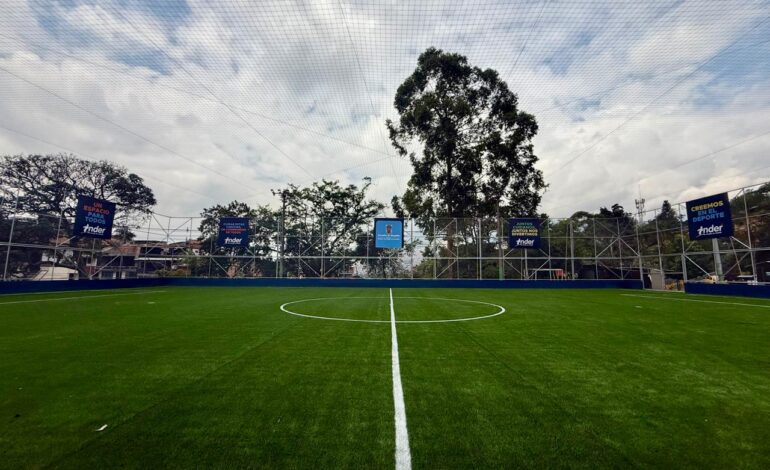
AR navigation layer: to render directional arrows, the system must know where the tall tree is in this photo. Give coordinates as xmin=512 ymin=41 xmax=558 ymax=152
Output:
xmin=195 ymin=179 xmax=385 ymax=278
xmin=655 ymin=200 xmax=680 ymax=226
xmin=197 ymin=200 xmax=277 ymax=277
xmin=0 ymin=153 xmax=156 ymax=217
xmin=598 ymin=204 xmax=635 ymax=227
xmin=0 ymin=153 xmax=156 ymax=277
xmin=198 ymin=200 xmax=260 ymax=247
xmin=275 ymin=178 xmax=385 ymax=277
xmin=387 ymin=48 xmax=545 ymax=224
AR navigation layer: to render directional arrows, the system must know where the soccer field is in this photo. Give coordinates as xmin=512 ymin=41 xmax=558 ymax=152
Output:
xmin=2 ymin=287 xmax=769 ymax=468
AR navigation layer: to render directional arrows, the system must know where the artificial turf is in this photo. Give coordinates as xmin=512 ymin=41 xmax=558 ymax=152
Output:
xmin=1 ymin=286 xmax=769 ymax=468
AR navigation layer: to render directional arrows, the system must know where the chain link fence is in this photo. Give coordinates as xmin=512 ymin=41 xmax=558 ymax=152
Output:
xmin=2 ymin=182 xmax=769 ymax=289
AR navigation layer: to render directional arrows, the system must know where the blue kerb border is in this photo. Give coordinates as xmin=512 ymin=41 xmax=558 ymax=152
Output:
xmin=0 ymin=278 xmax=642 ymax=294
xmin=685 ymin=282 xmax=770 ymax=299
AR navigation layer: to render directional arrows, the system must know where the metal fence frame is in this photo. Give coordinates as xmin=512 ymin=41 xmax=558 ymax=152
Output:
xmin=2 ymin=181 xmax=769 ymax=289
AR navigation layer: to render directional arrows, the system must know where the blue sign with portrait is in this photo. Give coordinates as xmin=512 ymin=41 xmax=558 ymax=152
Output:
xmin=685 ymin=192 xmax=734 ymax=240
xmin=74 ymin=195 xmax=116 ymax=239
xmin=218 ymin=217 xmax=250 ymax=247
xmin=374 ymin=218 xmax=404 ymax=249
xmin=508 ymin=218 xmax=541 ymax=249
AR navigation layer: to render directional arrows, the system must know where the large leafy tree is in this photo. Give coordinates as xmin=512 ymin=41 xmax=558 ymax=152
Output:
xmin=276 ymin=178 xmax=385 ymax=277
xmin=198 ymin=200 xmax=274 ymax=253
xmin=656 ymin=200 xmax=680 ymax=225
xmin=387 ymin=48 xmax=545 ymax=224
xmin=195 ymin=179 xmax=385 ymax=278
xmin=196 ymin=200 xmax=277 ymax=277
xmin=0 ymin=153 xmax=156 ymax=277
xmin=598 ymin=203 xmax=635 ymax=227
xmin=0 ymin=153 xmax=156 ymax=217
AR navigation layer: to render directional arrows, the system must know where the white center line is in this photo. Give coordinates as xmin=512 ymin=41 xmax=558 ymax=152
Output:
xmin=390 ymin=288 xmax=412 ymax=470
xmin=0 ymin=290 xmax=167 ymax=306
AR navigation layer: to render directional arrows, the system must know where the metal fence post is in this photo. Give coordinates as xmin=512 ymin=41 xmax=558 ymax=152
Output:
xmin=117 ymin=211 xmax=127 ymax=280
xmin=321 ymin=218 xmax=325 ymax=278
xmin=3 ymin=194 xmax=20 ymax=281
xmin=593 ymin=218 xmax=598 ymax=280
xmin=477 ymin=218 xmax=482 ymax=280
xmin=433 ymin=219 xmax=437 ymax=279
xmin=677 ymin=203 xmax=688 ymax=285
xmin=498 ymin=215 xmax=504 ymax=280
xmin=141 ymin=213 xmax=149 ymax=277
xmin=165 ymin=216 xmax=172 ymax=278
xmin=712 ymin=238 xmax=724 ymax=282
xmin=617 ymin=218 xmax=624 ymax=279
xmin=279 ymin=212 xmax=285 ymax=278
xmin=654 ymin=218 xmax=664 ymax=287
xmin=410 ymin=218 xmax=414 ymax=279
xmin=51 ymin=211 xmax=63 ymax=280
xmin=207 ymin=231 xmax=214 ymax=278
xmin=634 ymin=218 xmax=644 ymax=289
xmin=569 ymin=220 xmax=575 ymax=279
xmin=365 ymin=223 xmax=370 ymax=278
xmin=547 ymin=219 xmax=553 ymax=279
xmin=743 ymin=191 xmax=757 ymax=282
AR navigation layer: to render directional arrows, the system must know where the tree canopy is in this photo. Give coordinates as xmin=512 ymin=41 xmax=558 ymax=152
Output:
xmin=0 ymin=153 xmax=156 ymax=217
xmin=387 ymin=47 xmax=545 ymax=225
xmin=196 ymin=179 xmax=385 ymax=278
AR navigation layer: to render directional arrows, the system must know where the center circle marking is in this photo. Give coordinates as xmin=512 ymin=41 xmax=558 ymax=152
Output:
xmin=279 ymin=296 xmax=506 ymax=324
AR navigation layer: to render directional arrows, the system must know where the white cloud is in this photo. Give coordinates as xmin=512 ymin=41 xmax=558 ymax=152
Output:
xmin=0 ymin=0 xmax=768 ymax=221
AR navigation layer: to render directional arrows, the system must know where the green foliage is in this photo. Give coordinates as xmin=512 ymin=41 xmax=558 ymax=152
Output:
xmin=275 ymin=178 xmax=386 ymax=277
xmin=197 ymin=179 xmax=385 ymax=277
xmin=655 ymin=200 xmax=680 ymax=226
xmin=0 ymin=153 xmax=156 ymax=217
xmin=598 ymin=203 xmax=635 ymax=227
xmin=387 ymin=48 xmax=545 ymax=225
xmin=198 ymin=200 xmax=275 ymax=255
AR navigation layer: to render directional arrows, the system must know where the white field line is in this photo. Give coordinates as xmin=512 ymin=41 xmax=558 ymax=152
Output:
xmin=280 ymin=296 xmax=390 ymax=323
xmin=0 ymin=287 xmax=161 ymax=297
xmin=279 ymin=296 xmax=505 ymax=324
xmin=621 ymin=294 xmax=770 ymax=309
xmin=393 ymin=297 xmax=505 ymax=323
xmin=0 ymin=290 xmax=167 ymax=306
xmin=390 ymin=288 xmax=412 ymax=470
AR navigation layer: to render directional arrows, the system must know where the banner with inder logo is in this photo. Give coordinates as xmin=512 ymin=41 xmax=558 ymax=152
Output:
xmin=74 ymin=195 xmax=116 ymax=239
xmin=218 ymin=217 xmax=250 ymax=248
xmin=508 ymin=218 xmax=541 ymax=249
xmin=685 ymin=192 xmax=734 ymax=241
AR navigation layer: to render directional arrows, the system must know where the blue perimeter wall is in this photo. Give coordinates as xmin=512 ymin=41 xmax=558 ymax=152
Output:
xmin=0 ymin=278 xmax=641 ymax=294
xmin=685 ymin=282 xmax=770 ymax=299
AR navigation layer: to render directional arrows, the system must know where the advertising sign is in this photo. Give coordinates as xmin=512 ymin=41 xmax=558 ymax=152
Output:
xmin=685 ymin=193 xmax=734 ymax=240
xmin=374 ymin=218 xmax=404 ymax=249
xmin=508 ymin=218 xmax=541 ymax=249
xmin=73 ymin=195 xmax=116 ymax=239
xmin=218 ymin=217 xmax=250 ymax=247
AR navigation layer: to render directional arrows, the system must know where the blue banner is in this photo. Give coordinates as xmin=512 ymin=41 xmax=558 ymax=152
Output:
xmin=685 ymin=192 xmax=734 ymax=240
xmin=218 ymin=217 xmax=250 ymax=247
xmin=74 ymin=195 xmax=116 ymax=239
xmin=374 ymin=218 xmax=404 ymax=249
xmin=508 ymin=218 xmax=541 ymax=249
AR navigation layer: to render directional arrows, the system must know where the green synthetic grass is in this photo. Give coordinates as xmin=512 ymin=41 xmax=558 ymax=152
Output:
xmin=1 ymin=287 xmax=769 ymax=468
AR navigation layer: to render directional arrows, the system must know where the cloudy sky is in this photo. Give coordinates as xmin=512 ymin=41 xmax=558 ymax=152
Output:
xmin=0 ymin=0 xmax=769 ymax=218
